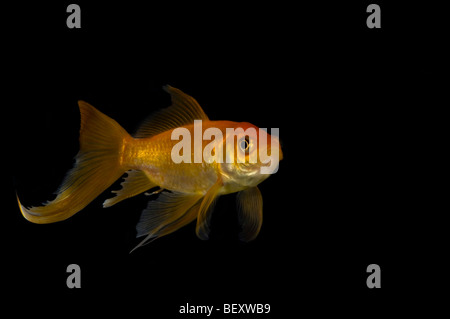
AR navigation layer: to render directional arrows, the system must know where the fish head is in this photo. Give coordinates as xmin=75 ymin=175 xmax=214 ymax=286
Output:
xmin=219 ymin=122 xmax=282 ymax=190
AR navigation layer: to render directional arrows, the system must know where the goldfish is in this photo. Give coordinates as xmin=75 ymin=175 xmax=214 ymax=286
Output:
xmin=16 ymin=86 xmax=282 ymax=251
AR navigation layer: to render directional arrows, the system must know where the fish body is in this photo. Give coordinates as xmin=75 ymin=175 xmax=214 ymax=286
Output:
xmin=16 ymin=86 xmax=282 ymax=250
xmin=124 ymin=121 xmax=229 ymax=195
xmin=123 ymin=120 xmax=272 ymax=195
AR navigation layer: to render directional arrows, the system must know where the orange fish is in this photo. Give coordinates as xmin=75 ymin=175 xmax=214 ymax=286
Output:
xmin=16 ymin=86 xmax=282 ymax=250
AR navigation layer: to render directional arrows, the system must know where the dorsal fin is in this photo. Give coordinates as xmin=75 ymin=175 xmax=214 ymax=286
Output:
xmin=134 ymin=85 xmax=209 ymax=138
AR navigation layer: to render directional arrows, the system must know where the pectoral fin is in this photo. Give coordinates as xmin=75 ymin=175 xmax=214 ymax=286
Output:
xmin=196 ymin=178 xmax=223 ymax=240
xmin=236 ymin=187 xmax=263 ymax=242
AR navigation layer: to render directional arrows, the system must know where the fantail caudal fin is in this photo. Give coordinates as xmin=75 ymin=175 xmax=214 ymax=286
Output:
xmin=17 ymin=101 xmax=131 ymax=224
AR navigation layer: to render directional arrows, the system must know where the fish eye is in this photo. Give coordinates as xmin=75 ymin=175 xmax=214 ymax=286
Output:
xmin=239 ymin=136 xmax=250 ymax=153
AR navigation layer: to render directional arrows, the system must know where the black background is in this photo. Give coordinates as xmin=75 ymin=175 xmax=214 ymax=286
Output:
xmin=3 ymin=1 xmax=446 ymax=317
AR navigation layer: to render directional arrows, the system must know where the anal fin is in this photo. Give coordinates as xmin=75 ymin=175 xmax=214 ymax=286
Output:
xmin=131 ymin=191 xmax=203 ymax=252
xmin=103 ymin=170 xmax=158 ymax=208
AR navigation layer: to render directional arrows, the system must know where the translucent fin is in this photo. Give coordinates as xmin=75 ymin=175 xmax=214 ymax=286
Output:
xmin=134 ymin=85 xmax=209 ymax=138
xmin=131 ymin=191 xmax=203 ymax=252
xmin=17 ymin=101 xmax=129 ymax=224
xmin=103 ymin=170 xmax=158 ymax=208
xmin=236 ymin=186 xmax=263 ymax=242
xmin=145 ymin=189 xmax=163 ymax=196
xmin=196 ymin=178 xmax=223 ymax=240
